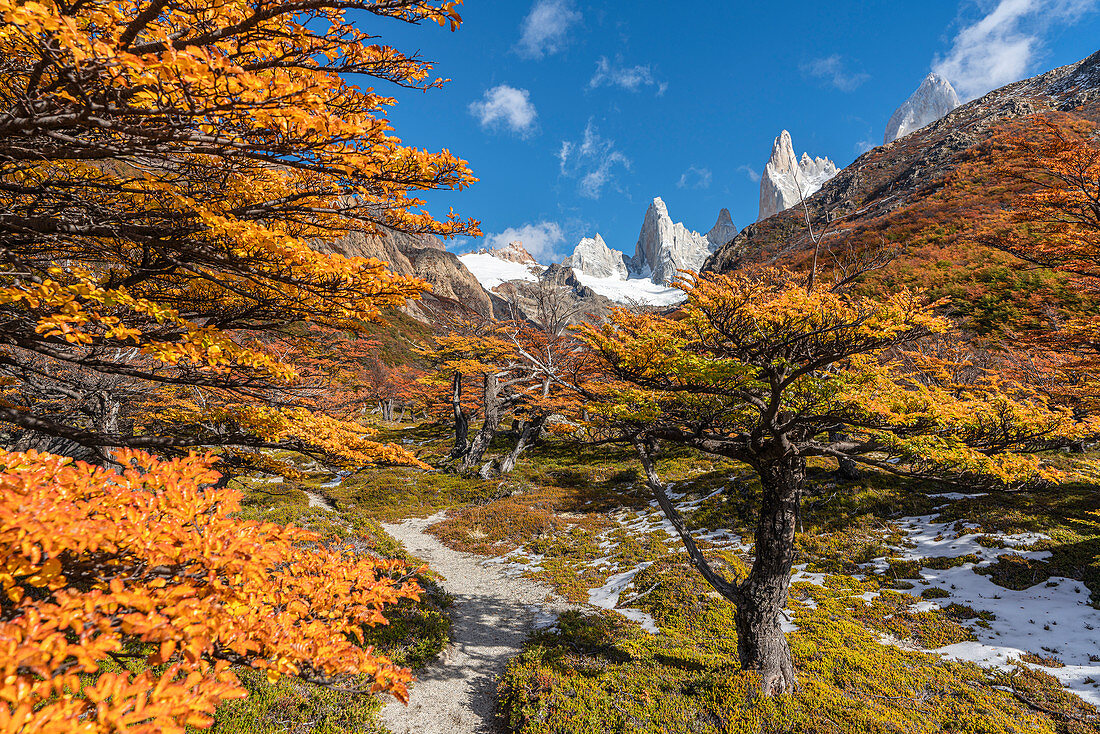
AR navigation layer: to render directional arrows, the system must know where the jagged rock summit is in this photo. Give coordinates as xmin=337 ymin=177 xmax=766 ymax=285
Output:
xmin=565 ymin=233 xmax=628 ymax=280
xmin=474 ymin=240 xmax=538 ymax=265
xmin=630 ymin=197 xmax=715 ymax=285
xmin=562 ymin=199 xmax=736 ymax=286
xmin=884 ymin=72 xmax=961 ymax=144
xmin=758 ymin=130 xmax=837 ymax=222
xmin=707 ymin=208 xmax=738 ymax=249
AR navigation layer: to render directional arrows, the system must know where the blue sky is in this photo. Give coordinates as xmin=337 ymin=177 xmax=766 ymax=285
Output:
xmin=362 ymin=1 xmax=1100 ymax=262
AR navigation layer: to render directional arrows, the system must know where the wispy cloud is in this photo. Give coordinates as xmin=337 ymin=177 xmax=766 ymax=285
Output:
xmin=588 ymin=55 xmax=667 ymax=95
xmin=516 ymin=0 xmax=581 ymax=59
xmin=468 ymin=85 xmax=538 ymax=137
xmin=737 ymin=164 xmax=761 ymax=183
xmin=854 ymin=138 xmax=877 ymax=154
xmin=677 ymin=166 xmax=712 ymax=190
xmin=558 ymin=120 xmax=631 ymax=199
xmin=933 ymin=0 xmax=1098 ymax=100
xmin=484 ymin=222 xmax=565 ymax=259
xmin=800 ymin=54 xmax=870 ymax=92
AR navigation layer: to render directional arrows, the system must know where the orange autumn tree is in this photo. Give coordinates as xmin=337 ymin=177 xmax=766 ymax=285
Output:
xmin=0 ymin=449 xmax=421 ymax=733
xmin=419 ymin=295 xmax=594 ymax=476
xmin=979 ymin=116 xmax=1100 ymax=408
xmin=0 ymin=0 xmax=478 ymax=465
xmin=579 ymin=267 xmax=1087 ymax=695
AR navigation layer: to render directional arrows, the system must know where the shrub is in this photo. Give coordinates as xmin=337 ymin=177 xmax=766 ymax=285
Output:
xmin=0 ymin=450 xmax=419 ymax=732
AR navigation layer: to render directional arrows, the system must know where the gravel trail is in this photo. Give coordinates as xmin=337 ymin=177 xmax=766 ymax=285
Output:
xmin=379 ymin=513 xmax=572 ymax=734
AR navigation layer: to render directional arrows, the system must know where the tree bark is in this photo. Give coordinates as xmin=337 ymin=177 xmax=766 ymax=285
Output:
xmin=460 ymin=373 xmax=501 ymax=473
xmin=830 ymin=430 xmax=860 ymax=480
xmin=448 ymin=372 xmax=469 ymax=460
xmin=94 ymin=391 xmax=121 ymax=466
xmin=633 ymin=439 xmax=803 ymax=695
xmin=738 ymin=453 xmax=803 ymax=695
xmin=498 ymin=414 xmax=546 ymax=474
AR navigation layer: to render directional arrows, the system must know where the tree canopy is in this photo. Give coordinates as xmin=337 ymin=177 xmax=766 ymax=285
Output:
xmin=0 ymin=449 xmax=420 ymax=733
xmin=579 ymin=267 xmax=1087 ymax=693
xmin=0 ymin=0 xmax=478 ymax=467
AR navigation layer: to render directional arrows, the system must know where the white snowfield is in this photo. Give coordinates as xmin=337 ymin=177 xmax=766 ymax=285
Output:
xmin=458 ymin=252 xmax=541 ymax=289
xmin=571 ymin=269 xmax=686 ymax=306
xmin=459 ymin=251 xmax=687 ymax=307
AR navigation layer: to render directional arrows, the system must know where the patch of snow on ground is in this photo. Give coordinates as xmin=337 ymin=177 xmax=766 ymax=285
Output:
xmin=485 ymin=548 xmax=546 ymax=577
xmin=588 ymin=562 xmax=659 ymax=634
xmin=571 ymin=271 xmax=687 ymax=306
xmin=321 ymin=471 xmax=350 ymax=489
xmin=881 ymin=514 xmax=1100 ymax=705
xmin=458 ymin=253 xmax=542 ymax=290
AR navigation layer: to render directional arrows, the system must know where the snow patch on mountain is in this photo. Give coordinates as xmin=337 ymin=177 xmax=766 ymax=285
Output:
xmin=885 ymin=73 xmax=961 ymax=144
xmin=758 ymin=130 xmax=837 ymax=221
xmin=458 ymin=253 xmax=542 ymax=290
xmin=571 ymin=270 xmax=685 ymax=306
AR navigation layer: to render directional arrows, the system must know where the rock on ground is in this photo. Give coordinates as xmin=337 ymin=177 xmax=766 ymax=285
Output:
xmin=379 ymin=513 xmax=572 ymax=734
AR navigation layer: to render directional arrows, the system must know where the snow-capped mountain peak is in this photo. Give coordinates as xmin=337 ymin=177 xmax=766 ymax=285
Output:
xmin=758 ymin=130 xmax=837 ymax=221
xmin=884 ymin=72 xmax=961 ymax=144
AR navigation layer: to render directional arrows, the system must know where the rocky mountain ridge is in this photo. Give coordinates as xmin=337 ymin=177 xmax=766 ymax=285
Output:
xmin=627 ymin=197 xmax=717 ymax=284
xmin=316 ymin=226 xmax=494 ymax=319
xmin=473 ymin=241 xmax=539 ymax=265
xmin=566 ymin=233 xmax=628 ymax=279
xmin=562 ymin=198 xmax=737 ymax=287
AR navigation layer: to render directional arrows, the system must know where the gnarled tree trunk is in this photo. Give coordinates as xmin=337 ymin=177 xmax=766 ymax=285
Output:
xmin=460 ymin=372 xmax=501 ymax=473
xmin=738 ymin=453 xmax=803 ymax=695
xmin=498 ymin=413 xmax=546 ymax=474
xmin=634 ymin=440 xmax=803 ymax=696
xmin=448 ymin=371 xmax=469 ymax=460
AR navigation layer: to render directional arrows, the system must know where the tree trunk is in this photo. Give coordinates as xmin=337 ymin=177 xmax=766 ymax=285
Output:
xmin=498 ymin=414 xmax=546 ymax=474
xmin=633 ymin=439 xmax=803 ymax=696
xmin=95 ymin=391 xmax=121 ymax=467
xmin=460 ymin=373 xmax=501 ymax=473
xmin=448 ymin=372 xmax=469 ymax=460
xmin=830 ymin=431 xmax=860 ymax=480
xmin=738 ymin=453 xmax=804 ymax=695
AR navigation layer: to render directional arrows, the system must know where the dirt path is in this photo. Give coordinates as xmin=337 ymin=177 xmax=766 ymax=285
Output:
xmin=379 ymin=513 xmax=572 ymax=734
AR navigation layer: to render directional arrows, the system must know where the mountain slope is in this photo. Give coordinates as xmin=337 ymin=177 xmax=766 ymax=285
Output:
xmin=706 ymin=49 xmax=1100 ymax=334
xmin=318 ymin=227 xmax=493 ymax=318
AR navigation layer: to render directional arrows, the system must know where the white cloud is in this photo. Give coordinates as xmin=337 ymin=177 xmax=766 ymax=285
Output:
xmin=516 ymin=0 xmax=580 ymax=59
xmin=737 ymin=164 xmax=761 ymax=183
xmin=933 ymin=0 xmax=1098 ymax=100
xmin=558 ymin=120 xmax=631 ymax=199
xmin=588 ymin=56 xmax=666 ymax=94
xmin=800 ymin=54 xmax=870 ymax=92
xmin=855 ymin=138 xmax=877 ymax=154
xmin=468 ymin=85 xmax=538 ymax=137
xmin=484 ymin=222 xmax=565 ymax=259
xmin=677 ymin=166 xmax=712 ymax=190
